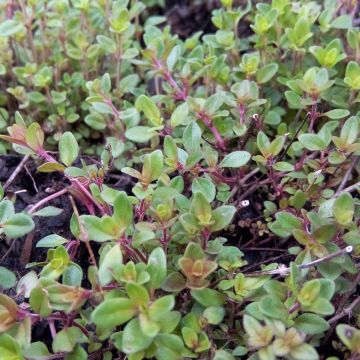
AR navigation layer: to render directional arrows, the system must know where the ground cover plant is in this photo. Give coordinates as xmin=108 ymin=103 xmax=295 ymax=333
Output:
xmin=0 ymin=0 xmax=359 ymax=359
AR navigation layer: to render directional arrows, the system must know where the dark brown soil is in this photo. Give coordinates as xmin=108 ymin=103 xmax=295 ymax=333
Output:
xmin=0 ymin=156 xmax=70 ymax=273
xmin=165 ymin=0 xmax=219 ymax=38
xmin=0 ymin=155 xmax=136 ymax=277
xmin=165 ymin=0 xmax=253 ymax=39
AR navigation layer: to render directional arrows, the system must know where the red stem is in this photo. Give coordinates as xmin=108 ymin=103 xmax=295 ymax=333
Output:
xmin=238 ymin=103 xmax=246 ymax=125
xmin=197 ymin=112 xmax=226 ymax=150
xmin=37 ymin=148 xmax=57 ymax=163
xmin=28 ymin=188 xmax=68 ymax=214
xmin=153 ymin=58 xmax=187 ymax=101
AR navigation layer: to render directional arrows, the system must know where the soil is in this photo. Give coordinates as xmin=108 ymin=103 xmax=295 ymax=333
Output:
xmin=165 ymin=0 xmax=219 ymax=38
xmin=164 ymin=0 xmax=253 ymax=39
xmin=0 ymin=155 xmax=69 ymax=274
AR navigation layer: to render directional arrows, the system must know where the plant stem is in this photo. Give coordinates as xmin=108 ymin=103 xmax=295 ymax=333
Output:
xmin=308 ymin=102 xmax=318 ymax=132
xmin=37 ymin=149 xmax=57 ymax=163
xmin=28 ymin=188 xmax=68 ymax=214
xmin=278 ymin=112 xmax=308 ymax=162
xmin=3 ymin=154 xmax=30 ymax=190
xmin=69 ymin=195 xmax=98 ymax=269
xmin=49 ymin=320 xmax=57 ymax=338
xmin=323 ymin=271 xmax=360 ymax=344
xmin=153 ymin=58 xmax=187 ymax=101
xmin=115 ymin=34 xmax=122 ymax=89
xmin=240 ymin=167 xmax=260 ymax=185
xmin=197 ymin=112 xmax=226 ymax=150
xmin=331 ymin=180 xmax=360 ymax=199
xmin=246 ymin=246 xmax=353 ymax=276
xmin=335 ymin=156 xmax=358 ymax=195
xmin=328 ymin=296 xmax=360 ymax=325
xmin=238 ymin=103 xmax=246 ymax=125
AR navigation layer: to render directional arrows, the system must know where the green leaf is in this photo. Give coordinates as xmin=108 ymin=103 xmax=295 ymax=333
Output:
xmin=126 ymin=283 xmax=149 ymax=306
xmin=139 ymin=313 xmax=160 ymax=338
xmin=331 ymin=15 xmax=352 ymax=29
xmin=155 ymin=334 xmax=185 ymax=360
xmin=29 ymin=287 xmax=52 ymax=317
xmin=204 ymin=93 xmax=225 ymax=115
xmin=91 ymin=298 xmax=137 ymax=331
xmin=110 ymin=8 xmax=130 ymax=33
xmin=26 ymin=342 xmax=51 ymax=359
xmin=167 ymin=45 xmax=181 ymax=71
xmin=171 ymin=103 xmax=189 ymax=128
xmin=273 ymin=161 xmax=294 ymax=172
xmin=285 ymin=91 xmax=303 ymax=109
xmin=256 ymin=63 xmax=278 ymax=84
xmin=4 ymin=214 xmax=34 ymax=238
xmin=333 ymin=193 xmax=354 ymax=225
xmin=182 ymin=326 xmax=198 ymax=349
xmin=0 ymin=267 xmax=16 ymax=289
xmin=80 ymin=215 xmax=120 ymax=242
xmin=344 ymin=61 xmax=360 ymax=90
xmin=36 ymin=234 xmax=69 ymax=248
xmin=96 ymin=35 xmax=117 ymax=54
xmin=62 ymin=263 xmax=83 ymax=287
xmin=191 ymin=177 xmax=216 ymax=202
xmin=305 ymin=297 xmax=334 ymax=315
xmin=268 ymin=136 xmax=285 ymax=156
xmin=59 ymin=132 xmax=79 ymax=167
xmin=290 ymin=343 xmax=318 ymax=360
xmin=146 ymin=247 xmax=167 ymax=290
xmin=85 ymin=113 xmax=106 ymax=130
xmin=257 ymin=131 xmax=271 ymax=157
xmin=213 ymin=350 xmax=235 ymax=360
xmin=203 ymin=306 xmax=225 ymax=325
xmin=219 ymin=151 xmax=251 ymax=168
xmin=275 ymin=211 xmax=302 ymax=231
xmin=161 ymin=272 xmax=186 ymax=292
xmin=299 ymin=134 xmax=327 ymax=151
xmin=312 ymin=224 xmax=336 ymax=244
xmin=26 ymin=123 xmax=44 ymax=151
xmin=125 ymin=126 xmax=157 ymax=143
xmin=0 ymin=200 xmax=15 ymax=223
xmin=66 ymin=344 xmax=88 ymax=360
xmin=0 ymin=20 xmax=25 ymax=36
xmin=294 ymin=313 xmax=330 ymax=334
xmin=183 ymin=122 xmax=201 ymax=154
xmin=190 ymin=192 xmax=212 ymax=225
xmin=209 ymin=205 xmax=236 ymax=232
xmin=122 ymin=318 xmax=154 ymax=354
xmin=135 ymin=95 xmax=162 ymax=127
xmin=16 ymin=271 xmax=38 ymax=297
xmin=299 ymin=280 xmax=321 ymax=306
xmin=143 ymin=150 xmax=163 ymax=183
xmin=340 ymin=116 xmax=358 ymax=145
xmin=259 ymin=295 xmax=288 ymax=319
xmin=323 ymin=109 xmax=350 ymax=119
xmin=336 ymin=324 xmax=360 ymax=352
xmin=32 ymin=206 xmax=63 ymax=217
xmin=0 ymin=334 xmax=23 ymax=360
xmin=149 ymin=295 xmax=175 ymax=319
xmin=37 ymin=162 xmax=66 ymax=173
xmin=98 ymin=243 xmax=123 ymax=286
xmin=52 ymin=327 xmax=87 ymax=353
xmin=191 ymin=288 xmax=226 ymax=307
xmin=113 ymin=193 xmax=132 ymax=233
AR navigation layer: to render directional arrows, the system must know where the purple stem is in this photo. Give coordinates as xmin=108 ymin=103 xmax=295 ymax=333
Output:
xmin=197 ymin=112 xmax=226 ymax=150
xmin=37 ymin=148 xmax=57 ymax=163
